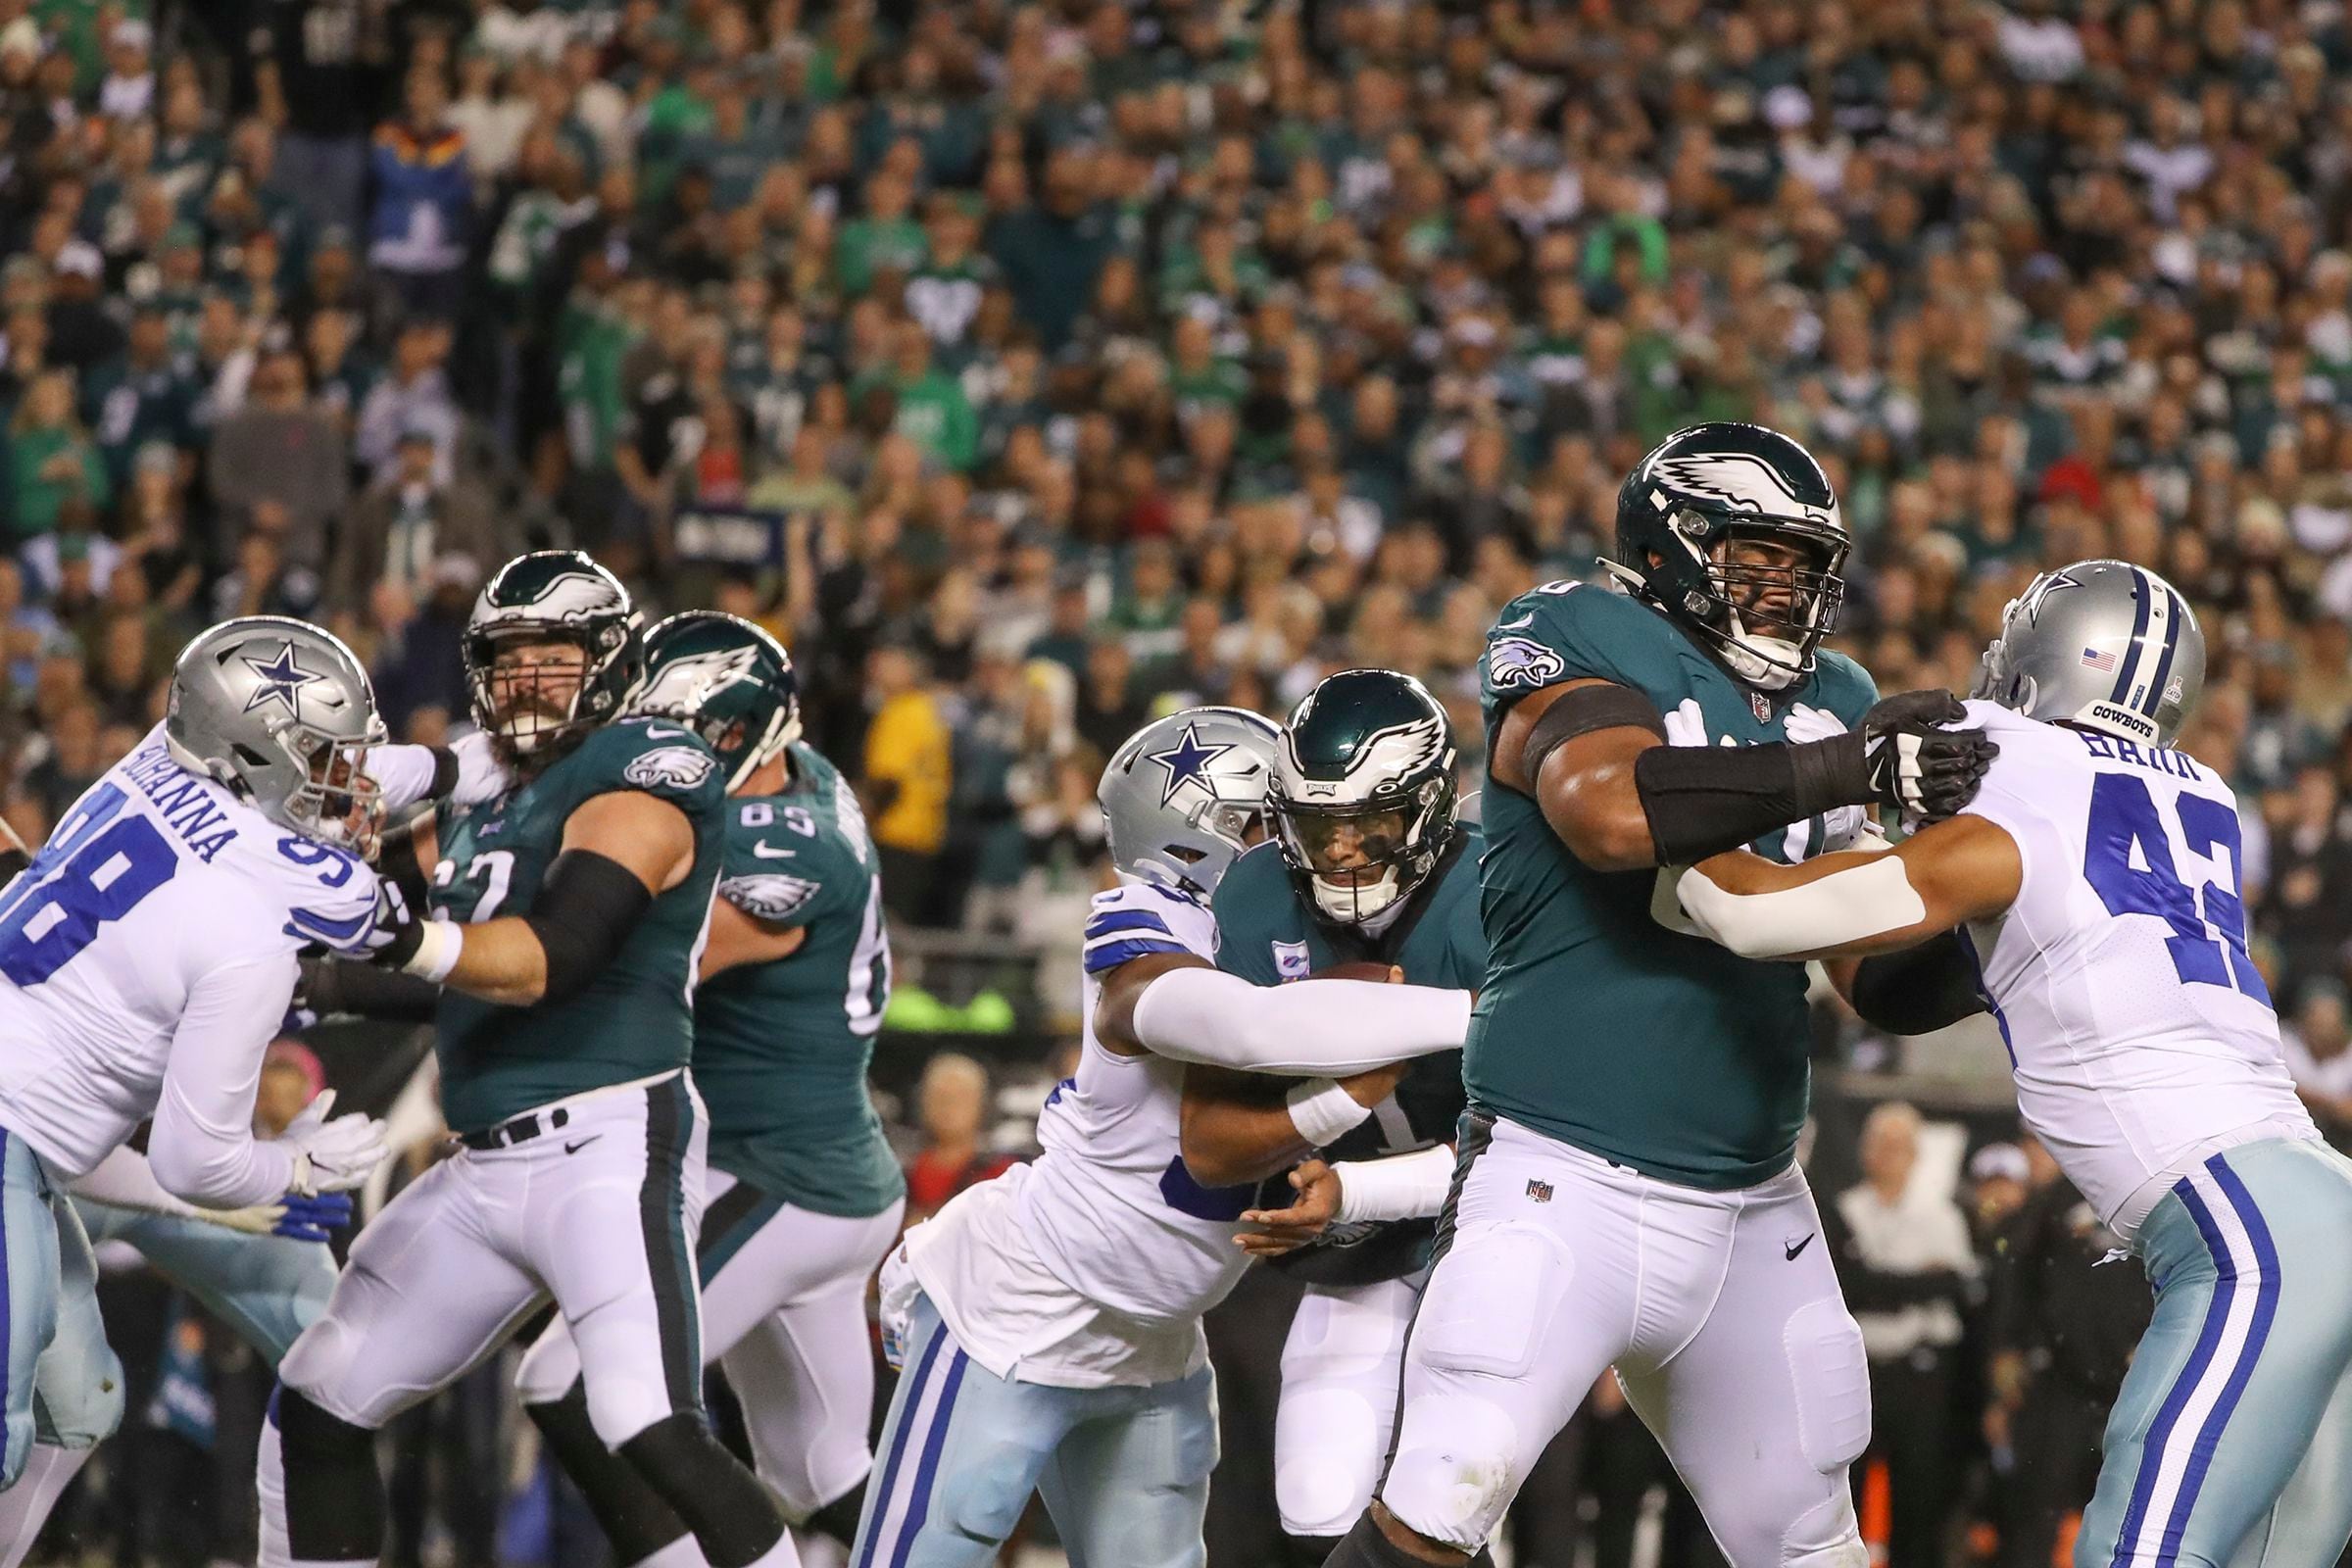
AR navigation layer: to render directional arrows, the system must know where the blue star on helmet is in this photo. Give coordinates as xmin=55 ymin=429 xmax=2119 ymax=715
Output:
xmin=1144 ymin=722 xmax=1233 ymax=808
xmin=2017 ymin=569 xmax=2082 ymax=625
xmin=242 ymin=641 xmax=322 ymax=717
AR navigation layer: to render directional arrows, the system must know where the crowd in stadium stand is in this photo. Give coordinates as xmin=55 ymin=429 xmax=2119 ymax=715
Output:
xmin=7 ymin=0 xmax=2352 ymax=1563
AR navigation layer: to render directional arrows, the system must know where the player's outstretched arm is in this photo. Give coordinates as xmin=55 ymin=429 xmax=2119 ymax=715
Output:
xmin=1664 ymin=813 xmax=2025 ymax=962
xmin=368 ymin=730 xmax=512 ymax=812
xmin=1093 ymin=952 xmax=1471 ymax=1073
xmin=1494 ymin=678 xmax=1997 ymax=872
xmin=370 ymin=789 xmax=697 ymax=1005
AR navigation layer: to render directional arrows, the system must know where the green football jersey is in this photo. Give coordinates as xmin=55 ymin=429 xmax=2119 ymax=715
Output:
xmin=1475 ymin=581 xmax=1879 ymax=1189
xmin=430 ymin=718 xmax=727 ymax=1134
xmin=694 ymin=743 xmax=903 ymax=1218
xmin=1212 ymin=831 xmax=1486 ymax=1284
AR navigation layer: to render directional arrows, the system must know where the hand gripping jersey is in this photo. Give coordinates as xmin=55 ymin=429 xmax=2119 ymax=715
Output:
xmin=1953 ymin=701 xmax=2315 ymax=1237
xmin=0 ymin=725 xmax=377 ymax=1193
xmin=428 ymin=717 xmax=726 ymax=1134
xmin=693 ymin=742 xmax=902 ymax=1219
xmin=1475 ymin=579 xmax=1880 ymax=1189
xmin=1211 ymin=835 xmax=1485 ymax=1285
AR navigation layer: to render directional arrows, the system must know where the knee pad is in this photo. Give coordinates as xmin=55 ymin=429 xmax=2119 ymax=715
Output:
xmin=1784 ymin=1299 xmax=1871 ymax=1477
xmin=620 ymin=1413 xmax=786 ymax=1568
xmin=37 ymin=1343 xmax=124 ymax=1449
xmin=1377 ymin=1393 xmax=1523 ymax=1553
xmin=513 ymin=1327 xmax=584 ymax=1410
xmin=1276 ymin=1389 xmax=1386 ymax=1538
xmin=275 ymin=1316 xmax=374 ymax=1429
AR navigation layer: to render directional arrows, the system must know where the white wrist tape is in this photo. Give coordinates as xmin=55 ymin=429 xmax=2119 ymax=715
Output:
xmin=1287 ymin=1078 xmax=1374 ymax=1147
xmin=402 ymin=919 xmax=463 ymax=983
xmin=1333 ymin=1146 xmax=1457 ymax=1224
xmin=1672 ymin=853 xmax=1926 ymax=960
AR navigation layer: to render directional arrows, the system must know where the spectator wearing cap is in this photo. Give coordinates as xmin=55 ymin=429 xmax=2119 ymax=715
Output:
xmin=330 ymin=416 xmax=507 ymax=622
xmin=6 ymin=368 xmax=109 ymax=545
xmin=206 ymin=347 xmax=346 ymax=575
xmin=368 ymin=67 xmax=474 ymax=324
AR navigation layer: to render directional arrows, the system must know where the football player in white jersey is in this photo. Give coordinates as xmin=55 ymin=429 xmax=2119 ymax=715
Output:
xmin=854 ymin=708 xmax=1477 ymax=1568
xmin=0 ymin=616 xmax=502 ymax=1548
xmin=1659 ymin=560 xmax=2352 ymax=1568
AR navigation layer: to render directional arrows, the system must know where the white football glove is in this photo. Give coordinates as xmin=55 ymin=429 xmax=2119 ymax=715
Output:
xmin=1662 ymin=697 xmax=1711 ymax=749
xmin=277 ymin=1090 xmax=390 ymax=1197
xmin=446 ymin=729 xmax=514 ymax=807
xmin=1781 ymin=703 xmax=1847 ymax=746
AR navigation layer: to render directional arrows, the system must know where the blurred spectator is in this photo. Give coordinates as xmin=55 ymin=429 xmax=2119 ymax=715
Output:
xmin=904 ymin=1053 xmax=1014 ymax=1222
xmin=1827 ymin=1102 xmax=1975 ymax=1568
xmin=7 ymin=369 xmax=109 ymax=545
xmin=206 ymin=349 xmax=344 ymax=578
xmin=863 ymin=643 xmax=952 ymax=923
xmin=368 ymin=67 xmax=473 ymax=325
xmin=2283 ymin=984 xmax=2352 ymax=1147
xmin=330 ymin=420 xmax=504 ymax=619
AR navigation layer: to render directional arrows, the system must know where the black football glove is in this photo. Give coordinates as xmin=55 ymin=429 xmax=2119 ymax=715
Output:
xmin=1854 ymin=689 xmax=1999 ymax=821
xmin=362 ymin=878 xmax=425 ymax=969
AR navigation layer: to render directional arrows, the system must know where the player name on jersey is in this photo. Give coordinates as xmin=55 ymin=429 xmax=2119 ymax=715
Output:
xmin=118 ymin=740 xmax=239 ymax=861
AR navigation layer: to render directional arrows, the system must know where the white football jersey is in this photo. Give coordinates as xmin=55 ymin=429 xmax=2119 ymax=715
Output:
xmin=905 ymin=878 xmax=1250 ymax=1387
xmin=1015 ymin=879 xmax=1252 ymax=1324
xmin=0 ymin=726 xmax=379 ymax=1185
xmin=1956 ymin=701 xmax=2316 ymax=1236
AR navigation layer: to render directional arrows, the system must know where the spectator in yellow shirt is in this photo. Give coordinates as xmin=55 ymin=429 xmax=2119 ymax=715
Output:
xmin=863 ymin=643 xmax=952 ymax=922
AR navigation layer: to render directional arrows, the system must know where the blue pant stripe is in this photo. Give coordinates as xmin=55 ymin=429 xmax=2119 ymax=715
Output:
xmin=2151 ymin=1157 xmax=2282 ymax=1567
xmin=2109 ymin=1175 xmax=2242 ymax=1566
xmin=856 ymin=1318 xmax=946 ymax=1568
xmin=887 ymin=1348 xmax=970 ymax=1568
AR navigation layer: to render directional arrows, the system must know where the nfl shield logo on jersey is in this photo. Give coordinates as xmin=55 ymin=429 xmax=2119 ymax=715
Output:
xmin=1273 ymin=940 xmax=1310 ymax=981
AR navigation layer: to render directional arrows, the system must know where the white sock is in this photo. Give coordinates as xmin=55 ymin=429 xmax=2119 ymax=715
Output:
xmin=629 ymin=1536 xmax=711 ymax=1568
xmin=0 ymin=1444 xmax=92 ymax=1568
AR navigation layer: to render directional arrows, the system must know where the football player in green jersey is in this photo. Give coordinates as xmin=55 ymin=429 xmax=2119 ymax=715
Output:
xmin=515 ymin=611 xmax=905 ymax=1565
xmin=1181 ymin=670 xmax=1487 ymax=1564
xmin=1326 ymin=425 xmax=1998 ymax=1568
xmin=262 ymin=555 xmax=802 ymax=1568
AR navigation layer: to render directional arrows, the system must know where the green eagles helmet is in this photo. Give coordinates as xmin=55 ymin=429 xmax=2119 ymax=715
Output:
xmin=1606 ymin=421 xmax=1850 ymax=691
xmin=465 ymin=550 xmax=645 ymax=760
xmin=631 ymin=611 xmax=803 ymax=791
xmin=1270 ymin=668 xmax=1458 ymax=926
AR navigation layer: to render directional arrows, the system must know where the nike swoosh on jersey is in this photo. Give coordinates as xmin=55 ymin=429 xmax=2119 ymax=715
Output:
xmin=1784 ymin=1234 xmax=1815 ymax=1260
xmin=751 ymin=841 xmax=797 ymax=858
xmin=564 ymin=1137 xmax=601 ymax=1155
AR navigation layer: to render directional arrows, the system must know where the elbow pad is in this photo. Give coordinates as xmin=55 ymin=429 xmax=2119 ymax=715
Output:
xmin=1633 ymin=732 xmax=1869 ymax=864
xmin=523 ymin=850 xmax=655 ymax=1004
xmin=1849 ymin=932 xmax=1989 ymax=1036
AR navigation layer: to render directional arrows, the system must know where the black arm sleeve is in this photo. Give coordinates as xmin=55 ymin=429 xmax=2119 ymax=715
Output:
xmin=299 ymin=956 xmax=443 ymax=1022
xmin=1519 ymin=682 xmax=1670 ymax=785
xmin=1847 ymin=931 xmax=1988 ymax=1036
xmin=1632 ymin=730 xmax=1872 ymax=864
xmin=424 ymin=746 xmax=463 ymax=803
xmin=521 ymin=849 xmax=656 ymax=1005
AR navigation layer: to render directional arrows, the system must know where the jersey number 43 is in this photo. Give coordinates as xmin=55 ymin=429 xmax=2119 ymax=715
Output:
xmin=2082 ymin=773 xmax=2271 ymax=1008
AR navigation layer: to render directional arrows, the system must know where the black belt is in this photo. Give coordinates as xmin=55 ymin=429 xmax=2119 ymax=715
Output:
xmin=457 ymin=1105 xmax=571 ymax=1151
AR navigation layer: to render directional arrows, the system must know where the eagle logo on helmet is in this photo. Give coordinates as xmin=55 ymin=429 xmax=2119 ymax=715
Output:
xmin=624 ymin=746 xmax=717 ymax=791
xmin=1649 ymin=453 xmax=1833 ymax=523
xmin=1487 ymin=635 xmax=1567 ymax=691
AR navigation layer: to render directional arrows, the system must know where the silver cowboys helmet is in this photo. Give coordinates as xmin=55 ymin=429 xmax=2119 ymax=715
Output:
xmin=1973 ymin=559 xmax=2206 ymax=747
xmin=165 ymin=616 xmax=387 ymax=846
xmin=1099 ymin=707 xmax=1282 ymax=900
